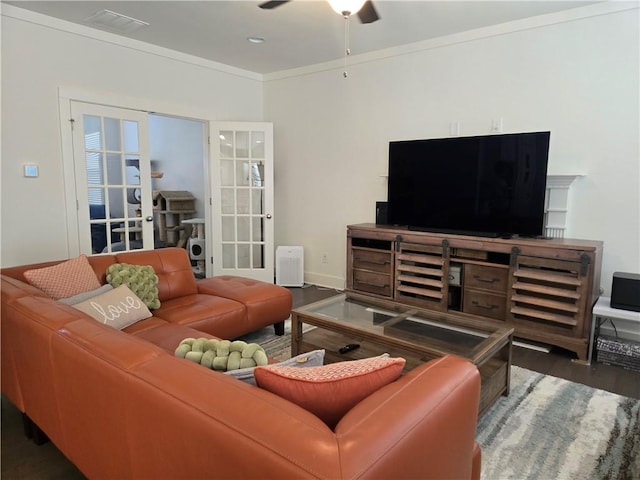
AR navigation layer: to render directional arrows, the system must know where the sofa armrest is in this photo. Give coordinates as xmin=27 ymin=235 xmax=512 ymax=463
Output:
xmin=335 ymin=355 xmax=481 ymax=480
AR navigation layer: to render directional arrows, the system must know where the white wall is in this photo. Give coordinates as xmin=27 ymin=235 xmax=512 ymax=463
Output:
xmin=149 ymin=115 xmax=206 ymax=218
xmin=1 ymin=6 xmax=262 ymax=267
xmin=264 ymin=5 xmax=640 ymax=294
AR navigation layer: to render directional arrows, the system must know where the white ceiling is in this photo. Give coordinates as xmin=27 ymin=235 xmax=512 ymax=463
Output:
xmin=4 ymin=1 xmax=599 ymax=74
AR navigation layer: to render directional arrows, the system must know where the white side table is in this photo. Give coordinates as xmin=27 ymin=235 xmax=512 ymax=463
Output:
xmin=588 ymin=296 xmax=640 ymax=364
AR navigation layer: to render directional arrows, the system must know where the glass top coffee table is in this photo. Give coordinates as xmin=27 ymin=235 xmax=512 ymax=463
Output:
xmin=291 ymin=293 xmax=514 ymax=416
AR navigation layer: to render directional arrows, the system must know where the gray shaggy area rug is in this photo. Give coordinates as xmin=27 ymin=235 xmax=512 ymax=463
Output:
xmin=244 ymin=325 xmax=640 ymax=480
xmin=477 ymin=366 xmax=640 ymax=480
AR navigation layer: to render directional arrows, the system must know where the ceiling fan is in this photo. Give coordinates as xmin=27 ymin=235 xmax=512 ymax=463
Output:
xmin=259 ymin=0 xmax=380 ymax=24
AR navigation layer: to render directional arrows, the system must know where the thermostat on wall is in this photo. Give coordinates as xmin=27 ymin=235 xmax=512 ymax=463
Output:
xmin=23 ymin=164 xmax=39 ymax=178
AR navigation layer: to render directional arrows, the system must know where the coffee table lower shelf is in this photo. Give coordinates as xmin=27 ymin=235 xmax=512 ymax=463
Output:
xmin=294 ymin=327 xmax=509 ymax=417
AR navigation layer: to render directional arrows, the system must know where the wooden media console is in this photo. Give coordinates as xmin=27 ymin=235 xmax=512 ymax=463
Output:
xmin=346 ymin=223 xmax=603 ymax=362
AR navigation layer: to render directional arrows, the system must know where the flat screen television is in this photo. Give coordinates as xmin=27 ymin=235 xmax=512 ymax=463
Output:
xmin=387 ymin=131 xmax=551 ymax=238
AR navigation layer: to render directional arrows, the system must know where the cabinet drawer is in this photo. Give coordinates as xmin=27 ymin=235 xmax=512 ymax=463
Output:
xmin=353 ymin=248 xmax=392 ymax=274
xmin=463 ymin=290 xmax=506 ymax=320
xmin=353 ymin=270 xmax=391 ymax=297
xmin=464 ymin=264 xmax=508 ymax=293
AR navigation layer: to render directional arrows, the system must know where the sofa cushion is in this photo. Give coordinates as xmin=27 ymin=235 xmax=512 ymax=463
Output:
xmin=197 ymin=276 xmax=292 ymax=330
xmin=254 ymin=355 xmax=406 ymax=429
xmin=106 ymin=263 xmax=160 ymax=309
xmin=152 ymin=294 xmax=247 ymax=338
xmin=115 ymin=248 xmax=198 ymax=301
xmin=130 ymin=323 xmax=215 ymax=352
xmin=72 ymin=284 xmax=153 ymax=330
xmin=23 ymin=255 xmax=101 ymax=300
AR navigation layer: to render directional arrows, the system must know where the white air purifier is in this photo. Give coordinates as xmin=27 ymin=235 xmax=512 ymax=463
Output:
xmin=276 ymin=246 xmax=304 ymax=287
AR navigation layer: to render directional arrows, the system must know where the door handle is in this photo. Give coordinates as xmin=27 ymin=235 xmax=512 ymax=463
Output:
xmin=266 ymin=214 xmax=272 ymax=219
xmin=145 ymin=216 xmax=153 ymax=222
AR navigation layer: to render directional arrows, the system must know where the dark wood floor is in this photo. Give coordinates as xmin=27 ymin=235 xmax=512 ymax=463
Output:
xmin=2 ymin=285 xmax=638 ymax=479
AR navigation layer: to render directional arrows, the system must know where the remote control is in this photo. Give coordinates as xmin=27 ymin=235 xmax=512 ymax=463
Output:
xmin=339 ymin=343 xmax=360 ymax=354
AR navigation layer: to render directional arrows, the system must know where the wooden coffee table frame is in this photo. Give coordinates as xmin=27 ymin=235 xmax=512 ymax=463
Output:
xmin=292 ymin=292 xmax=514 ymax=417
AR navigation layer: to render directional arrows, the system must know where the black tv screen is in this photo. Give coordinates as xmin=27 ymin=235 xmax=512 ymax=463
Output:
xmin=387 ymin=132 xmax=550 ymax=238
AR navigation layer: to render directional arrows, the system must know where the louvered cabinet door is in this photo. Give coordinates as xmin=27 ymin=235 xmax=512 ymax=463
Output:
xmin=507 ymin=254 xmax=591 ymax=337
xmin=395 ymin=241 xmax=448 ymax=311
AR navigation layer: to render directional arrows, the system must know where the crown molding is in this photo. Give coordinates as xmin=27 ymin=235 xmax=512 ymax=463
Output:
xmin=263 ymin=1 xmax=639 ymax=82
xmin=1 ymin=3 xmax=263 ymax=82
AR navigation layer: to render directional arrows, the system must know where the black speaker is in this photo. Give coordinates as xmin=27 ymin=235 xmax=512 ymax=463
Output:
xmin=375 ymin=202 xmax=388 ymax=225
xmin=611 ymin=272 xmax=640 ymax=312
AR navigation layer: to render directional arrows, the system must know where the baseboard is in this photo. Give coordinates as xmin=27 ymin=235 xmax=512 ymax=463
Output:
xmin=303 ymin=272 xmax=345 ymax=291
xmin=513 ymin=338 xmax=552 ymax=353
xmin=600 ymin=322 xmax=640 ymax=343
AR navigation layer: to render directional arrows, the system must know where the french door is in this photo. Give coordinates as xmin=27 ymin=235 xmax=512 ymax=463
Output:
xmin=210 ymin=122 xmax=274 ymax=282
xmin=70 ymin=102 xmax=154 ymax=254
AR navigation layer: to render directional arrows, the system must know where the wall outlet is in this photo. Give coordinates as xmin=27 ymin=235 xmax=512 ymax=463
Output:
xmin=321 ymin=253 xmax=329 ymax=264
xmin=490 ymin=118 xmax=503 ymax=133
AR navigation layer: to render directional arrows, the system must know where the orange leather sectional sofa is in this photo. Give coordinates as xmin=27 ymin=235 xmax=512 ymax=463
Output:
xmin=1 ymin=247 xmax=482 ymax=479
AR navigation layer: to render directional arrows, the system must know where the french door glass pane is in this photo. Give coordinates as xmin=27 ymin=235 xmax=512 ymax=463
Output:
xmin=108 ymin=187 xmax=125 ymax=218
xmin=86 ymin=153 xmax=103 ymax=185
xmin=236 ymin=190 xmax=249 ymax=214
xmin=104 ymin=118 xmax=121 ymax=151
xmin=252 ymin=217 xmax=264 ymax=242
xmin=236 ymin=131 xmax=249 ymax=158
xmin=237 ymin=217 xmax=250 ymax=242
xmin=221 ymin=160 xmax=234 ymax=186
xmin=221 ymin=189 xmax=234 ymax=214
xmin=238 ymin=244 xmax=250 ymax=268
xmin=123 ymin=121 xmax=139 ymax=152
xmin=251 ymin=132 xmax=265 ymax=158
xmin=83 ymin=116 xmax=101 ymax=149
xmin=252 ymin=244 xmax=264 ymax=268
xmin=221 ymin=217 xmax=235 ymax=241
xmin=251 ymin=189 xmax=263 ymax=214
xmin=220 ymin=131 xmax=234 ymax=157
xmin=236 ymin=161 xmax=249 ymax=186
xmin=223 ymin=244 xmax=235 ymax=268
xmin=106 ymin=153 xmax=123 ymax=184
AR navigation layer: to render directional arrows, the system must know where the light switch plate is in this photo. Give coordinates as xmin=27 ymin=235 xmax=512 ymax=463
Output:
xmin=23 ymin=164 xmax=39 ymax=177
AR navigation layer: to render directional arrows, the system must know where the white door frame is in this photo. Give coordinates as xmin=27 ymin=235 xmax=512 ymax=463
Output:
xmin=59 ymin=87 xmax=213 ymax=263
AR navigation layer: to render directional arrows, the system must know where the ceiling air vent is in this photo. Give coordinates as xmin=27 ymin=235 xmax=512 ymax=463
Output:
xmin=84 ymin=9 xmax=150 ymax=34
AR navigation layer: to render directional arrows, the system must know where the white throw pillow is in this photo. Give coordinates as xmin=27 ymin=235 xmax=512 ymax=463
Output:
xmin=72 ymin=284 xmax=152 ymax=330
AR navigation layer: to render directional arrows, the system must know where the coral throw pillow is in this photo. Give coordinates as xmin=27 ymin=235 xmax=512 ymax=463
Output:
xmin=72 ymin=284 xmax=152 ymax=330
xmin=24 ymin=255 xmax=101 ymax=300
xmin=254 ymin=355 xmax=405 ymax=428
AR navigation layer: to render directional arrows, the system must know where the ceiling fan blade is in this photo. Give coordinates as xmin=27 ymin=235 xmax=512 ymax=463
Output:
xmin=259 ymin=0 xmax=290 ymax=10
xmin=357 ymin=1 xmax=379 ymax=24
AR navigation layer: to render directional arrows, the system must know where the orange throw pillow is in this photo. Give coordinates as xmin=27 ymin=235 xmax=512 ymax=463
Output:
xmin=24 ymin=255 xmax=101 ymax=300
xmin=254 ymin=355 xmax=405 ymax=429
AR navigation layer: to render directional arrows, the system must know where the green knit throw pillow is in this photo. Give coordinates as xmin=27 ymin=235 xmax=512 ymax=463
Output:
xmin=106 ymin=263 xmax=160 ymax=310
xmin=175 ymin=338 xmax=268 ymax=371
